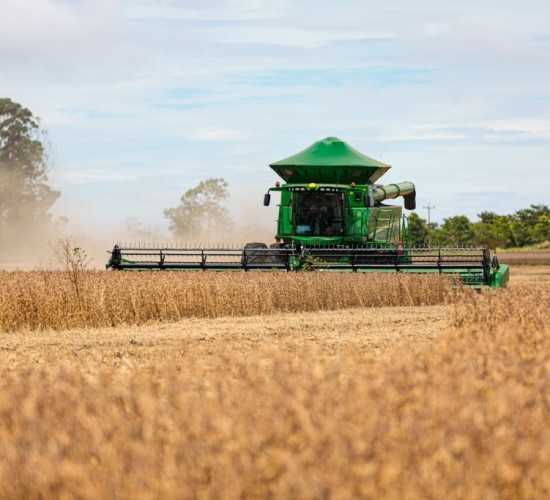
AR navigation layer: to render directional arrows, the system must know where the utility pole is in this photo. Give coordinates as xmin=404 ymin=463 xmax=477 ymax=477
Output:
xmin=424 ymin=202 xmax=435 ymax=246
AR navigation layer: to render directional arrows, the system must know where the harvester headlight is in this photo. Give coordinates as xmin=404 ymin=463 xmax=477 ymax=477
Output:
xmin=309 ymin=183 xmax=316 ymax=189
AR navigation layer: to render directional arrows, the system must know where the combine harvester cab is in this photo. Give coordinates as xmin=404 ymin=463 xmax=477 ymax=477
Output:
xmin=107 ymin=137 xmax=509 ymax=288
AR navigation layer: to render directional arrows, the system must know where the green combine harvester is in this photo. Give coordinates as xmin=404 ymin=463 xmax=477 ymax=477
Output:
xmin=107 ymin=137 xmax=509 ymax=288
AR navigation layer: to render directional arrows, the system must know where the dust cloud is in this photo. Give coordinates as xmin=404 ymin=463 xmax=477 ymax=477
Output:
xmin=0 ymin=191 xmax=280 ymax=271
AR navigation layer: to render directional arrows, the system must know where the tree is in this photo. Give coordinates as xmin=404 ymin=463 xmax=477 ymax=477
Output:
xmin=477 ymin=211 xmax=499 ymax=224
xmin=164 ymin=178 xmax=233 ymax=240
xmin=513 ymin=204 xmax=550 ymax=227
xmin=0 ymin=98 xmax=60 ymax=238
xmin=125 ymin=217 xmax=163 ymax=242
xmin=407 ymin=212 xmax=430 ymax=247
xmin=473 ymin=219 xmax=508 ymax=249
xmin=508 ymin=220 xmax=532 ymax=248
xmin=510 ymin=205 xmax=550 ymax=246
xmin=474 ymin=211 xmax=512 ymax=249
xmin=437 ymin=215 xmax=475 ymax=247
xmin=533 ymin=214 xmax=550 ymax=243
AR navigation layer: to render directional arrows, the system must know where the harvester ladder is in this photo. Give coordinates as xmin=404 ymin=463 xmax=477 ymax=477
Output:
xmin=400 ymin=215 xmax=410 ymax=246
xmin=352 ymin=210 xmax=365 ymax=239
xmin=373 ymin=209 xmax=396 ymax=244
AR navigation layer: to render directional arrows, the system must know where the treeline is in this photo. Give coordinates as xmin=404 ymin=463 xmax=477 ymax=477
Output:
xmin=1 ymin=98 xmax=62 ymax=259
xmin=408 ymin=204 xmax=550 ymax=249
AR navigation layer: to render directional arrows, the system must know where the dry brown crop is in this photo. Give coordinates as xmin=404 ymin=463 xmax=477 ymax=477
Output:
xmin=1 ymin=268 xmax=549 ymax=498
xmin=0 ymin=271 xmax=455 ymax=332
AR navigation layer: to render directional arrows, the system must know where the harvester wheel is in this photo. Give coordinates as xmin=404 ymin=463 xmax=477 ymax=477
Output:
xmin=242 ymin=242 xmax=268 ymax=265
xmin=267 ymin=242 xmax=287 ymax=264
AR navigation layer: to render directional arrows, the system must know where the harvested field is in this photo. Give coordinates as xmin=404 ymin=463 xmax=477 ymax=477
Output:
xmin=0 ymin=266 xmax=549 ymax=498
xmin=0 ymin=305 xmax=447 ymax=371
xmin=498 ymin=248 xmax=550 ymax=266
xmin=508 ymin=264 xmax=550 ymax=285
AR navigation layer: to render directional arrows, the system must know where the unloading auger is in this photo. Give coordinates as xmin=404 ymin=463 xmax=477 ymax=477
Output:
xmin=107 ymin=137 xmax=509 ymax=288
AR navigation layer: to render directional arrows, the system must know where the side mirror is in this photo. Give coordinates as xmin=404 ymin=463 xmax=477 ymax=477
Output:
xmin=263 ymin=193 xmax=271 ymax=206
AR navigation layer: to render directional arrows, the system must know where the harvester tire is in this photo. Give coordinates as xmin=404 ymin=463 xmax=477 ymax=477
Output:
xmin=267 ymin=242 xmax=287 ymax=264
xmin=242 ymin=242 xmax=268 ymax=265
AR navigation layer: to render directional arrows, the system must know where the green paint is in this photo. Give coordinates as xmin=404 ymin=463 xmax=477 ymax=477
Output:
xmin=270 ymin=136 xmax=390 ymax=184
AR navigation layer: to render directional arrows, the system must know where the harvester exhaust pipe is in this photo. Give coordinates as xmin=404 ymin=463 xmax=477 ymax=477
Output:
xmin=372 ymin=181 xmax=416 ymax=210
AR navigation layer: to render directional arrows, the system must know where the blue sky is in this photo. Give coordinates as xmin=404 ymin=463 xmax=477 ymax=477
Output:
xmin=2 ymin=0 xmax=550 ymax=243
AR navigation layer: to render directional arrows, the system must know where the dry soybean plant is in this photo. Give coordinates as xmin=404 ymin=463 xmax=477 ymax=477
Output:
xmin=0 ymin=271 xmax=457 ymax=332
xmin=48 ymin=237 xmax=93 ymax=301
xmin=0 ymin=282 xmax=549 ymax=498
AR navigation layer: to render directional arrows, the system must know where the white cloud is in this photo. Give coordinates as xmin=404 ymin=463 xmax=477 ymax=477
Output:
xmin=0 ymin=0 xmax=78 ymax=49
xmin=2 ymin=0 xmax=550 ymax=237
xmin=187 ymin=128 xmax=254 ymax=141
xmin=0 ymin=0 xmax=138 ymax=80
xmin=207 ymin=25 xmax=395 ymax=49
xmin=481 ymin=120 xmax=550 ymax=140
xmin=122 ymin=0 xmax=288 ymax=22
